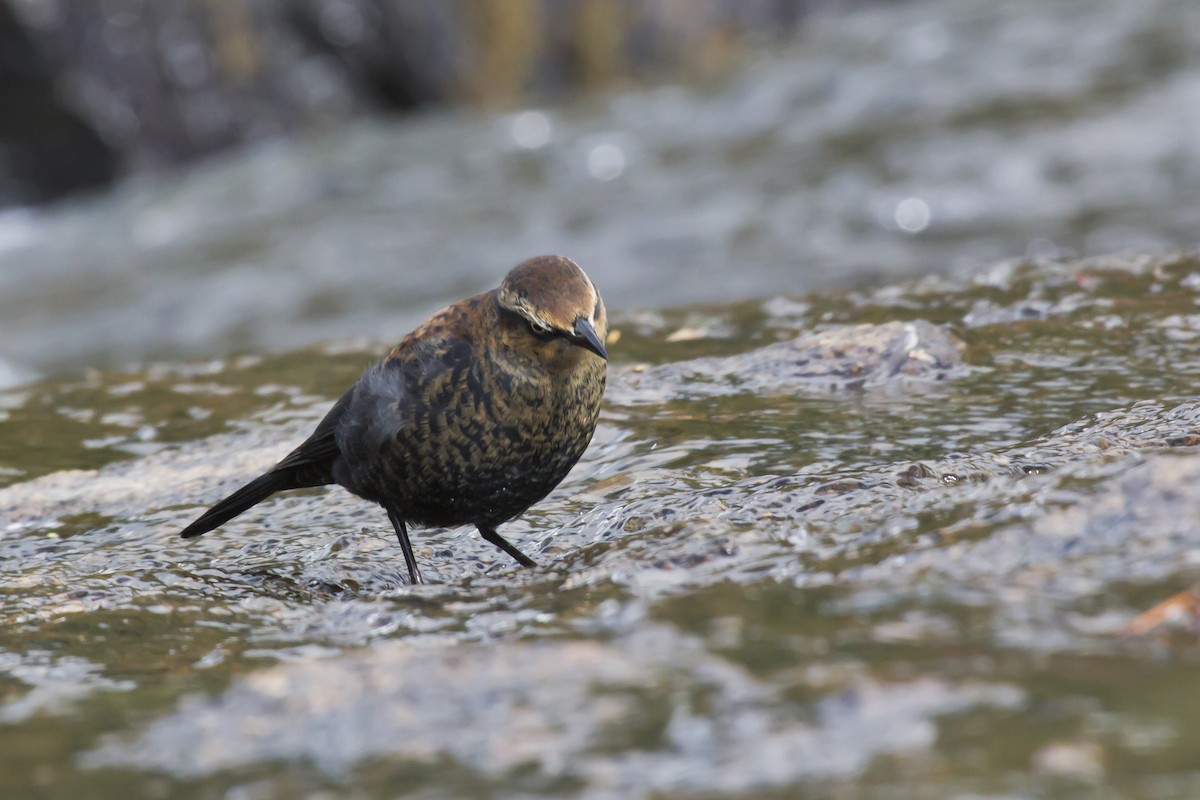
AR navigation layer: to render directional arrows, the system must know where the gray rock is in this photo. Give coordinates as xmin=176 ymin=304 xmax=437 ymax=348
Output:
xmin=613 ymin=320 xmax=966 ymax=404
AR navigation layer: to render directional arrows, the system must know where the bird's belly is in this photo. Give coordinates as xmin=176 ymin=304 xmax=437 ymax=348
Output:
xmin=341 ymin=402 xmax=595 ymax=529
xmin=416 ymin=450 xmax=575 ymax=525
xmin=392 ymin=429 xmax=589 ymax=527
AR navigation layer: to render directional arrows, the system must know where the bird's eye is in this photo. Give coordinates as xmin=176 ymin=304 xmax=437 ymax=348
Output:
xmin=529 ymin=319 xmax=553 ymax=337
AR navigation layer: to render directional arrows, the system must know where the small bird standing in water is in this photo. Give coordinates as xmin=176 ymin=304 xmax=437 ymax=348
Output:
xmin=180 ymin=255 xmax=608 ymax=584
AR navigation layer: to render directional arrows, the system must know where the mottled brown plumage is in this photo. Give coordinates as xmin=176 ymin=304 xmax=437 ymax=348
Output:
xmin=180 ymin=255 xmax=608 ymax=584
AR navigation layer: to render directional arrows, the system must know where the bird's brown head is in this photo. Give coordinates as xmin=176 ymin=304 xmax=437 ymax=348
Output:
xmin=496 ymin=255 xmax=608 ymax=365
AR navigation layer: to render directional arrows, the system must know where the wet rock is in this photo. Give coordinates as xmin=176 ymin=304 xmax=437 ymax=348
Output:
xmin=842 ymin=424 xmax=1200 ymax=648
xmin=613 ymin=320 xmax=966 ymax=404
xmin=0 ymin=4 xmax=116 ymax=205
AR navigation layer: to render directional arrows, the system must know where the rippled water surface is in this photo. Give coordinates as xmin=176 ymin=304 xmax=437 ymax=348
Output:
xmin=4 ymin=0 xmax=1200 ymax=797
xmin=5 ymin=251 xmax=1200 ymax=798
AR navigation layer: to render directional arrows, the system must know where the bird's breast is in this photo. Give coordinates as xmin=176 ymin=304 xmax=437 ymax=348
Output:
xmin=338 ymin=348 xmax=604 ymax=528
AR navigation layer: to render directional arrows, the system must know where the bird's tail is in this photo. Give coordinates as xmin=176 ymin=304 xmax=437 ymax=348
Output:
xmin=180 ymin=470 xmax=295 ymax=539
xmin=180 ymin=390 xmax=345 ymax=539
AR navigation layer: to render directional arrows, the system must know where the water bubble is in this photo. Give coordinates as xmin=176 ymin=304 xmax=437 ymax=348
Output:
xmin=510 ymin=111 xmax=552 ymax=150
xmin=586 ymin=143 xmax=626 ymax=181
xmin=0 ymin=208 xmax=42 ymax=254
xmin=0 ymin=357 xmax=36 ymax=391
xmin=131 ymin=208 xmax=183 ymax=249
xmin=99 ymin=0 xmax=140 ymax=27
xmin=902 ymin=21 xmax=951 ymax=63
xmin=1026 ymin=237 xmax=1064 ymax=260
xmin=319 ymin=0 xmax=366 ymax=47
xmin=895 ymin=197 xmax=931 ymax=233
xmin=164 ymin=40 xmax=211 ymax=88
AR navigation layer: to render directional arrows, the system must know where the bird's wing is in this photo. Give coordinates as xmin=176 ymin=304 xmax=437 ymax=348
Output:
xmin=271 ymin=388 xmax=354 ymax=487
xmin=179 ymin=389 xmax=352 ymax=538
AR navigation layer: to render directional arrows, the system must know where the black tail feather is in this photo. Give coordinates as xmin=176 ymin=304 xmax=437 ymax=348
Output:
xmin=180 ymin=388 xmax=348 ymax=539
xmin=180 ymin=471 xmax=294 ymax=539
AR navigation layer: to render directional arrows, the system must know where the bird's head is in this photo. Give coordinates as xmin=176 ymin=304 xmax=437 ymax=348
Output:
xmin=497 ymin=255 xmax=608 ymax=365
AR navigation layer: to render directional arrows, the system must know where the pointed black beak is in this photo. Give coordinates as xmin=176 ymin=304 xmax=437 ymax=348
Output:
xmin=572 ymin=317 xmax=608 ymax=360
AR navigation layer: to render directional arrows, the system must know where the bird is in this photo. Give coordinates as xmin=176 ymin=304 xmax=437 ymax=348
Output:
xmin=179 ymin=255 xmax=608 ymax=584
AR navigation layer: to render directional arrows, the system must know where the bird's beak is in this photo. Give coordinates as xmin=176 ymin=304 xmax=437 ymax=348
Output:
xmin=572 ymin=317 xmax=608 ymax=360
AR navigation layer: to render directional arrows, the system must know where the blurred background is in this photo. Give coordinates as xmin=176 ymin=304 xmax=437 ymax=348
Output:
xmin=1 ymin=0 xmax=1198 ymax=380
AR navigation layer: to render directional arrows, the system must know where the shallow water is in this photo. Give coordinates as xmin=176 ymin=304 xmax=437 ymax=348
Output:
xmin=4 ymin=250 xmax=1200 ymax=798
xmin=4 ymin=0 xmax=1200 ymax=796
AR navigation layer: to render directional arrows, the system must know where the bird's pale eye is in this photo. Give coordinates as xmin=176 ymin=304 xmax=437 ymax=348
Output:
xmin=529 ymin=319 xmax=553 ymax=336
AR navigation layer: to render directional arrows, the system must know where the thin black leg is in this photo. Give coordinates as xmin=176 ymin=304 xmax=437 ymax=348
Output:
xmin=386 ymin=508 xmax=425 ymax=585
xmin=477 ymin=524 xmax=536 ymax=568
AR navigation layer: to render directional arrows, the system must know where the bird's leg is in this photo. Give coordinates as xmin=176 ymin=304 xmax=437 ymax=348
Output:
xmin=477 ymin=524 xmax=537 ymax=568
xmin=386 ymin=508 xmax=425 ymax=585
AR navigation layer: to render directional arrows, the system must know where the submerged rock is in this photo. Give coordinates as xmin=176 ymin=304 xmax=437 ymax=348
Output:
xmin=613 ymin=320 xmax=965 ymax=404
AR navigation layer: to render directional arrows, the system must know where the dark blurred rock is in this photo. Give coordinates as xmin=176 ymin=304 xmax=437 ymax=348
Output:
xmin=0 ymin=0 xmax=822 ymax=208
xmin=0 ymin=3 xmax=116 ymax=205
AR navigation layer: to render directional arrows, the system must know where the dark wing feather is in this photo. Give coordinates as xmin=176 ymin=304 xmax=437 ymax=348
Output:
xmin=179 ymin=390 xmax=351 ymax=538
xmin=272 ymin=389 xmax=353 ymax=486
